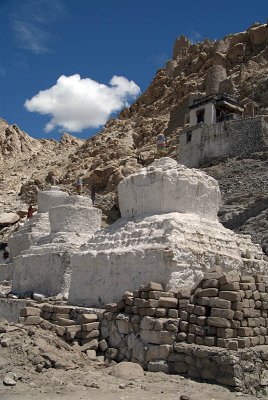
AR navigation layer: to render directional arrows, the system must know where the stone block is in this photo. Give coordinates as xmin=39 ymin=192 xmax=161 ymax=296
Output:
xmin=209 ymin=298 xmax=231 ymax=309
xmin=230 ymin=320 xmax=240 ymax=329
xmin=253 ymin=327 xmax=261 ymax=336
xmin=233 ymin=311 xmax=243 ymax=320
xmin=173 ymin=361 xmax=188 ymax=373
xmin=175 ymin=287 xmax=191 ymax=299
xmin=207 ymin=317 xmax=231 ymax=328
xmin=105 ymin=303 xmax=118 ymax=312
xmin=20 ymin=316 xmax=42 ymax=325
xmin=139 ymin=308 xmax=146 ymax=316
xmin=196 ymin=288 xmax=218 ymax=297
xmin=77 ymin=314 xmax=98 ymax=324
xmin=147 ymin=360 xmax=170 ymax=373
xmin=250 ymin=336 xmax=260 ymax=346
xmin=253 ymin=274 xmax=266 ymax=283
xmin=188 ymin=324 xmax=197 ymax=334
xmin=168 ymin=309 xmax=178 ymax=318
xmin=140 ymin=329 xmax=175 ymax=345
xmin=98 ymin=339 xmax=108 ymax=351
xmin=217 ymin=328 xmax=236 ymax=338
xmin=180 ymin=310 xmax=189 ymax=321
xmin=226 ymin=340 xmax=238 ymax=351
xmin=245 ymin=290 xmax=253 ymax=299
xmin=86 ymin=350 xmax=96 ymax=360
xmin=260 ymin=293 xmax=268 ymax=301
xmin=219 ymin=291 xmax=241 ymax=302
xmin=240 ymin=275 xmax=255 ymax=283
xmin=145 ymin=344 xmax=171 ymax=362
xmin=125 ymin=297 xmax=134 ymax=306
xmin=231 ymin=302 xmax=243 ymax=311
xmin=196 ymin=316 xmax=207 ymax=326
xmin=195 ymin=326 xmax=207 ymax=337
xmin=82 ymin=322 xmax=99 ymax=332
xmin=51 ymin=313 xmax=70 ymax=321
xmin=81 ymin=329 xmax=100 ymax=340
xmin=20 ymin=307 xmax=40 ymax=317
xmin=217 ymin=338 xmax=227 ymax=348
xmin=148 ymin=291 xmax=162 ymax=300
xmin=186 ymin=304 xmax=195 ymax=313
xmin=202 ymin=279 xmax=219 ymax=289
xmin=54 ymin=325 xmax=66 ymax=337
xmin=207 ymin=326 xmax=217 ymax=335
xmin=243 ymin=308 xmax=260 ymax=318
xmin=177 ymin=332 xmax=187 ymax=342
xmin=146 ymin=308 xmax=156 ymax=316
xmin=193 ymin=305 xmax=207 ymax=316
xmin=252 ymin=291 xmax=260 ymax=301
xmin=178 ymin=299 xmax=190 ymax=308
xmin=195 ymin=336 xmax=204 ymax=345
xmin=144 ymin=299 xmax=159 ymax=308
xmin=196 ymin=297 xmax=210 ymax=306
xmin=56 ymin=318 xmax=77 ymax=327
xmin=256 ymin=283 xmax=266 ymax=292
xmin=42 ymin=303 xmax=54 ymax=312
xmin=52 ymin=306 xmax=71 ymax=314
xmin=125 ymin=306 xmax=133 ymax=314
xmin=105 ymin=348 xmax=119 ymax=360
xmin=210 ymin=308 xmax=234 ymax=319
xmin=140 ymin=291 xmax=149 ymax=300
xmin=204 ymin=336 xmax=216 ymax=346
xmin=189 ymin=314 xmax=197 ymax=324
xmin=155 ymin=308 xmax=167 ymax=317
xmin=65 ymin=326 xmax=81 ymax=340
xmin=159 ymin=297 xmax=178 ymax=308
xmin=237 ymin=327 xmax=253 ymax=336
xmin=179 ymin=321 xmax=189 ymax=332
xmin=40 ymin=320 xmax=53 ymax=330
xmin=219 ymin=271 xmax=240 ymax=285
xmin=187 ymin=334 xmax=196 ymax=344
xmin=143 ymin=282 xmax=163 ymax=292
xmin=220 ymin=282 xmax=240 ymax=291
xmin=140 ymin=316 xmax=155 ymax=330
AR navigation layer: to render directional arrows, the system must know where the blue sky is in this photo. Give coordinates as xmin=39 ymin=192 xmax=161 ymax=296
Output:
xmin=0 ymin=0 xmax=266 ymax=140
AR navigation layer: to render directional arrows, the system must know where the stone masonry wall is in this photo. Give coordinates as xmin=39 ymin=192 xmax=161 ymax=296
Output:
xmin=178 ymin=116 xmax=268 ymax=168
xmin=17 ymin=268 xmax=268 ymax=395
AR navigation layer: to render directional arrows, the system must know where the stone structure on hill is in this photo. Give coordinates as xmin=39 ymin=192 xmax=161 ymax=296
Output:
xmin=178 ymin=113 xmax=268 ymax=168
xmin=68 ymin=158 xmax=268 ymax=306
xmin=10 ymin=187 xmax=101 ymax=297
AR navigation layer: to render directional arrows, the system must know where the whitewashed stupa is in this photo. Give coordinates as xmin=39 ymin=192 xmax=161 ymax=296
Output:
xmin=11 ymin=187 xmax=101 ymax=297
xmin=68 ymin=158 xmax=268 ymax=306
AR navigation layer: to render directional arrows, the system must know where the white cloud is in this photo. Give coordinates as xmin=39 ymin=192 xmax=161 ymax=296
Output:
xmin=24 ymin=74 xmax=141 ymax=133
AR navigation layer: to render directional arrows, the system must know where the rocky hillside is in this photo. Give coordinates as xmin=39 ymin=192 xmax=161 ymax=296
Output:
xmin=1 ymin=22 xmax=268 ymax=247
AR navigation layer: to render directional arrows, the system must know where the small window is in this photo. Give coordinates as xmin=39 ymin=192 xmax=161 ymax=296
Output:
xmin=187 ymin=132 xmax=192 ymax=143
xmin=196 ymin=109 xmax=205 ymax=124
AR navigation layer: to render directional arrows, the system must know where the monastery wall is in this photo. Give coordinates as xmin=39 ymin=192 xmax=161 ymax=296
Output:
xmin=178 ymin=116 xmax=268 ymax=168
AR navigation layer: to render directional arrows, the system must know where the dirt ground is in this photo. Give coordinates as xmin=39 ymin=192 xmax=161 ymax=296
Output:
xmin=0 ymin=367 xmax=260 ymax=400
xmin=0 ymin=320 xmax=262 ymax=400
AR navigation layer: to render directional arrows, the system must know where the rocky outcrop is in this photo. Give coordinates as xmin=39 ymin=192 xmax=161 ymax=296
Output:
xmin=1 ymin=22 xmax=268 ymax=249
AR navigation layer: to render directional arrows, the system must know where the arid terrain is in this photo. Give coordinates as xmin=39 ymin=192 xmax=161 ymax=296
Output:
xmin=0 ymin=321 xmax=259 ymax=400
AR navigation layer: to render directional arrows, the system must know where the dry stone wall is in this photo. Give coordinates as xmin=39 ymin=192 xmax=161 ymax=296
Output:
xmin=17 ymin=268 xmax=268 ymax=394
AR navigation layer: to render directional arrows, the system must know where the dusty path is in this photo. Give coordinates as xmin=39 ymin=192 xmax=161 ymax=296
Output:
xmin=0 ymin=367 xmax=259 ymax=400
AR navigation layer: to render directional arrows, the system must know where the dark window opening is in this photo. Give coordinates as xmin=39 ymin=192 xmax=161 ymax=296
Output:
xmin=187 ymin=132 xmax=192 ymax=143
xmin=196 ymin=109 xmax=205 ymax=124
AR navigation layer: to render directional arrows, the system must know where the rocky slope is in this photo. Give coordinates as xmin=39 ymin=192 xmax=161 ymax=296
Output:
xmin=0 ymin=22 xmax=268 ymax=247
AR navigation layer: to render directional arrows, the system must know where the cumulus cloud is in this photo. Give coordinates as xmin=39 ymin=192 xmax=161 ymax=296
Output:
xmin=24 ymin=74 xmax=140 ymax=132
